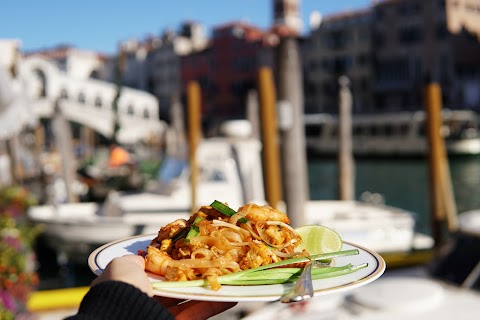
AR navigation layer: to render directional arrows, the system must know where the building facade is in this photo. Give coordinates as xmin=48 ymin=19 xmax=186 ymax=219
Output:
xmin=303 ymin=9 xmax=374 ymax=114
xmin=35 ymin=0 xmax=476 ymax=124
xmin=151 ymin=22 xmax=208 ymax=121
xmin=372 ymin=0 xmax=480 ymax=112
xmin=302 ymin=0 xmax=480 ymax=114
xmin=181 ymin=22 xmax=276 ymax=126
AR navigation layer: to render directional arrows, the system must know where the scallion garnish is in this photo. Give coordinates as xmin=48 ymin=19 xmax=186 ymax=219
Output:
xmin=152 ymin=249 xmax=366 ymax=289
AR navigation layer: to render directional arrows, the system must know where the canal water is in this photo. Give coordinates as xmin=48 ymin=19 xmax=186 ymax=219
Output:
xmin=308 ymin=155 xmax=480 ymax=235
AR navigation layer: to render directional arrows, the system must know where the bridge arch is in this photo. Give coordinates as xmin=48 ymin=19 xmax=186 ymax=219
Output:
xmin=19 ymin=56 xmax=61 ymax=100
xmin=19 ymin=55 xmax=164 ymax=144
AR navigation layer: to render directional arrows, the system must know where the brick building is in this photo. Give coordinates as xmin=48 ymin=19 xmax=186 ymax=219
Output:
xmin=181 ymin=22 xmax=276 ymax=125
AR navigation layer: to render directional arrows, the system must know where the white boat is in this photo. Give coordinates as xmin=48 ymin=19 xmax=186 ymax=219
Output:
xmin=305 ymin=110 xmax=480 ymax=157
xmin=458 ymin=209 xmax=480 ymax=235
xmin=304 ymin=200 xmax=432 ymax=253
xmin=29 ymin=119 xmax=432 ymax=263
xmin=28 ymin=131 xmax=266 ymax=262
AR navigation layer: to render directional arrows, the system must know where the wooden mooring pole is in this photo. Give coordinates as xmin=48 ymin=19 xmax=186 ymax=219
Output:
xmin=258 ymin=67 xmax=283 ymax=210
xmin=246 ymin=90 xmax=261 ymax=141
xmin=52 ymin=98 xmax=78 ymax=203
xmin=187 ymin=81 xmax=201 ymax=213
xmin=276 ymin=37 xmax=308 ymax=227
xmin=337 ymin=76 xmax=355 ymax=201
xmin=5 ymin=137 xmax=22 ymax=186
xmin=424 ymin=82 xmax=458 ymax=246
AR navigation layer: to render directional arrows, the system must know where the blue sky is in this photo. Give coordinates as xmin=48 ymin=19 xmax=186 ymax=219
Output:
xmin=1 ymin=0 xmax=370 ymax=54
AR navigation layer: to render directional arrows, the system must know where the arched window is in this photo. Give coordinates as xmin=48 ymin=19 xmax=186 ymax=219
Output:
xmin=127 ymin=105 xmax=135 ymax=115
xmin=89 ymin=69 xmax=101 ymax=79
xmin=94 ymin=96 xmax=102 ymax=107
xmin=143 ymin=109 xmax=150 ymax=119
xmin=34 ymin=69 xmax=47 ymax=97
xmin=78 ymin=92 xmax=86 ymax=104
xmin=60 ymin=88 xmax=68 ymax=99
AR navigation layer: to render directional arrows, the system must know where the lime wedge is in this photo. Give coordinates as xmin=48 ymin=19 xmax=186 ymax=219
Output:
xmin=295 ymin=225 xmax=343 ymax=255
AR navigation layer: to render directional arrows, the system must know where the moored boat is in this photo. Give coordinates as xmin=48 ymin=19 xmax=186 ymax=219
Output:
xmin=28 ymin=132 xmax=266 ymax=262
xmin=305 ymin=110 xmax=480 ymax=157
xmin=29 ymin=134 xmax=433 ymax=265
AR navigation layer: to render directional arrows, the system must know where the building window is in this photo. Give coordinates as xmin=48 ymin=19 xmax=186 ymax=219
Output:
xmin=322 ymin=59 xmax=333 ymax=72
xmin=127 ymin=105 xmax=135 ymax=115
xmin=90 ymin=69 xmax=101 ymax=79
xmin=358 ymin=28 xmax=370 ymax=42
xmin=334 ymin=56 xmax=353 ymax=74
xmin=143 ymin=109 xmax=150 ymax=119
xmin=60 ymin=88 xmax=68 ymax=99
xmin=413 ymin=57 xmax=422 ymax=81
xmin=327 ymin=30 xmax=352 ymax=49
xmin=373 ymin=32 xmax=385 ymax=47
xmin=398 ymin=26 xmax=422 ymax=45
xmin=78 ymin=92 xmax=86 ymax=104
xmin=360 ymin=78 xmax=369 ymax=91
xmin=376 ymin=58 xmax=409 ymax=83
xmin=34 ymin=69 xmax=47 ymax=97
xmin=436 ymin=23 xmax=449 ymax=39
xmin=356 ymin=54 xmax=370 ymax=67
xmin=397 ymin=2 xmax=421 ymax=16
xmin=373 ymin=7 xmax=384 ymax=21
xmin=94 ymin=96 xmax=102 ymax=107
xmin=437 ymin=0 xmax=446 ymax=9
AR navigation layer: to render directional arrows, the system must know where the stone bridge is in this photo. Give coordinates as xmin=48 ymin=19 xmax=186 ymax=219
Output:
xmin=17 ymin=55 xmax=165 ymax=145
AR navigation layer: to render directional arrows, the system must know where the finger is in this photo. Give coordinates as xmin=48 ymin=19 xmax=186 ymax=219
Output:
xmin=169 ymin=301 xmax=237 ymax=320
xmin=122 ymin=254 xmax=146 ymax=269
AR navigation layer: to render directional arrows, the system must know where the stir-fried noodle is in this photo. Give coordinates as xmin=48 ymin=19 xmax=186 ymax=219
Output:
xmin=142 ymin=203 xmax=308 ymax=290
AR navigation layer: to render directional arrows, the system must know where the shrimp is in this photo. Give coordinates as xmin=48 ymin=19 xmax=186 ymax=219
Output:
xmin=240 ymin=242 xmax=279 ymax=269
xmin=145 ymin=246 xmax=174 ymax=276
xmin=146 ymin=246 xmax=191 ymax=281
xmin=237 ymin=203 xmax=290 ymax=224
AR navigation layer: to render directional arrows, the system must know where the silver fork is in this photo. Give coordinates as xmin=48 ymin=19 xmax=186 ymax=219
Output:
xmin=280 ymin=260 xmax=314 ymax=303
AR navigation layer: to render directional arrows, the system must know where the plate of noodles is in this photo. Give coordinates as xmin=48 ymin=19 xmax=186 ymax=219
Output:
xmin=89 ymin=202 xmax=386 ymax=302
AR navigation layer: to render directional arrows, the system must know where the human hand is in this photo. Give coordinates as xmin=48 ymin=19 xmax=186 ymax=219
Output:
xmin=91 ymin=255 xmax=153 ymax=297
xmin=155 ymin=297 xmax=237 ymax=320
xmin=92 ymin=255 xmax=237 ymax=319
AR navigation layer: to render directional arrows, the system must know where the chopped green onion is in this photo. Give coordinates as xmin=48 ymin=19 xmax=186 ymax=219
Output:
xmin=152 ymin=249 xmax=366 ymax=289
xmin=185 ymin=216 xmax=204 ymax=240
xmin=171 ymin=227 xmax=189 ymax=243
xmin=210 ymin=200 xmax=248 ymax=223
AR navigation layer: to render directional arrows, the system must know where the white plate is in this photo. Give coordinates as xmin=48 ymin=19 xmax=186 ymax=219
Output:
xmin=88 ymin=234 xmax=385 ymax=302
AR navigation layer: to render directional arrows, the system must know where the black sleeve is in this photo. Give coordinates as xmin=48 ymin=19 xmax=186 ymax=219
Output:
xmin=65 ymin=280 xmax=174 ymax=320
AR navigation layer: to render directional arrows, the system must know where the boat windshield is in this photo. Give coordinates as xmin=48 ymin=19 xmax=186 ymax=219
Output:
xmin=157 ymin=158 xmax=187 ymax=182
